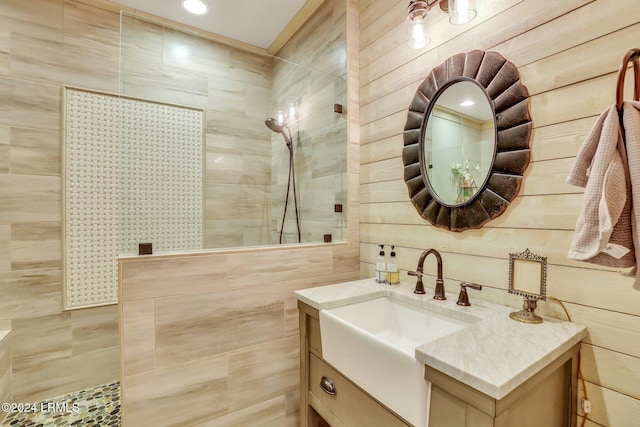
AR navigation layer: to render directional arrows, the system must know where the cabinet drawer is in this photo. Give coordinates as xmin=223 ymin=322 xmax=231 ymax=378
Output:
xmin=309 ymin=353 xmax=411 ymax=427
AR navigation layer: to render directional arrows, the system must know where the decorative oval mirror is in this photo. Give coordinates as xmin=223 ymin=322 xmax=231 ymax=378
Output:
xmin=403 ymin=50 xmax=532 ymax=232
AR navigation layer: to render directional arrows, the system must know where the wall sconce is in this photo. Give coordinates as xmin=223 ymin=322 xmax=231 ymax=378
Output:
xmin=407 ymin=0 xmax=477 ymax=49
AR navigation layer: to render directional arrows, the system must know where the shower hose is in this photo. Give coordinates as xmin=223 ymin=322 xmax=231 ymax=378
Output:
xmin=280 ymin=140 xmax=301 ymax=244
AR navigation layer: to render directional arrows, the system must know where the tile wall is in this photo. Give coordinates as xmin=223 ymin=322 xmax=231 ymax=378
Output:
xmin=0 ymin=0 xmax=120 ymax=402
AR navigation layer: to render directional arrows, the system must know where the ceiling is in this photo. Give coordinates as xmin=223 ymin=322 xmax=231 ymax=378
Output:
xmin=111 ymin=0 xmax=308 ymax=49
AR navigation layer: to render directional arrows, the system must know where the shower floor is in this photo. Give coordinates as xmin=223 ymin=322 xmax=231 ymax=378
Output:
xmin=2 ymin=381 xmax=120 ymax=426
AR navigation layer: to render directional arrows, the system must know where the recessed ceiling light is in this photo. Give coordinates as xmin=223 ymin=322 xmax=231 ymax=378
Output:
xmin=460 ymin=100 xmax=475 ymax=107
xmin=182 ymin=0 xmax=208 ymax=15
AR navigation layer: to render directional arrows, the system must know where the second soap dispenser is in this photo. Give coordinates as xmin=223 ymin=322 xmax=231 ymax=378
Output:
xmin=387 ymin=246 xmax=400 ymax=285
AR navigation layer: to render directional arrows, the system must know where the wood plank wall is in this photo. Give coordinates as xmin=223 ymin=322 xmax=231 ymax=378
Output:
xmin=357 ymin=0 xmax=640 ymax=425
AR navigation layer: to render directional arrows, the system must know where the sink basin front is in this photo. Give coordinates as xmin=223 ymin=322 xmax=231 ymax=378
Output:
xmin=319 ymin=296 xmax=480 ymax=427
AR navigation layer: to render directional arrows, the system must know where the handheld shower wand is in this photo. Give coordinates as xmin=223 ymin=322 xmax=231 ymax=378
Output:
xmin=265 ymin=118 xmax=301 ymax=243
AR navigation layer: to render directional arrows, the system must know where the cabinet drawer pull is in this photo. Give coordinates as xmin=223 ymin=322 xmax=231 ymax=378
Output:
xmin=320 ymin=376 xmax=337 ymax=395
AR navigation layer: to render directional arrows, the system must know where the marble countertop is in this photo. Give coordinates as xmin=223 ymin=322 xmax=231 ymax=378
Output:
xmin=295 ymin=278 xmax=587 ymax=400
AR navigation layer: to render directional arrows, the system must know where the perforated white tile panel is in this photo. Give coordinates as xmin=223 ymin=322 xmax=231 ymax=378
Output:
xmin=64 ymin=89 xmax=204 ymax=308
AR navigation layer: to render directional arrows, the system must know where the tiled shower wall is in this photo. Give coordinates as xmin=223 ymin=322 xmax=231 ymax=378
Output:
xmin=0 ymin=0 xmax=121 ymax=401
xmin=120 ymin=15 xmax=275 ymax=249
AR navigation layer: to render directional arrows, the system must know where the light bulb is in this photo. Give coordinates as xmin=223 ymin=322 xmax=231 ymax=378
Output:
xmin=408 ymin=20 xmax=429 ymax=49
xmin=449 ymin=0 xmax=477 ymax=25
xmin=407 ymin=1 xmax=429 ymax=49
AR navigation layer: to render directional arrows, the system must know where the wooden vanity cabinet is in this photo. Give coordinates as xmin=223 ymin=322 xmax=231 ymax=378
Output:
xmin=425 ymin=342 xmax=580 ymax=427
xmin=298 ymin=301 xmax=580 ymax=427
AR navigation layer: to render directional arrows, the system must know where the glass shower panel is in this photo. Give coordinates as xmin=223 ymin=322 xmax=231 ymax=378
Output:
xmin=117 ymin=13 xmax=347 ymax=254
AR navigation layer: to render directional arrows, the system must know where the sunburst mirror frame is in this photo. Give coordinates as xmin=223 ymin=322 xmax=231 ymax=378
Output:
xmin=402 ymin=50 xmax=532 ymax=232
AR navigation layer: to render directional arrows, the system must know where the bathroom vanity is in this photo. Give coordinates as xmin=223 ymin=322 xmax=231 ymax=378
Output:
xmin=296 ymin=279 xmax=586 ymax=427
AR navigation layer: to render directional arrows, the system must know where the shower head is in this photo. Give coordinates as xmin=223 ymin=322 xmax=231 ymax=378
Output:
xmin=265 ymin=118 xmax=284 ymax=133
xmin=265 ymin=118 xmax=292 ymax=147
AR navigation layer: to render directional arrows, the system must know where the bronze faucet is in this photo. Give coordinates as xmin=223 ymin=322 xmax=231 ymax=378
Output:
xmin=408 ymin=248 xmax=446 ymax=299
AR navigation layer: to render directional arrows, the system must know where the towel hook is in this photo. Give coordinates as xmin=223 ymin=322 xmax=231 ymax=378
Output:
xmin=616 ymin=48 xmax=640 ymax=110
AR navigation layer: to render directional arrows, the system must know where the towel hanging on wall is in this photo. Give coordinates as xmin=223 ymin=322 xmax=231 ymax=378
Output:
xmin=567 ymin=48 xmax=640 ymax=290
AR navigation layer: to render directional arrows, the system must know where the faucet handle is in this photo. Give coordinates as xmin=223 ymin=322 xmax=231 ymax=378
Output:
xmin=407 ymin=270 xmax=426 ymax=294
xmin=456 ymin=282 xmax=482 ymax=306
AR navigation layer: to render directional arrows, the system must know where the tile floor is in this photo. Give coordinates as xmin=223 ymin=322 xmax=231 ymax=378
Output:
xmin=2 ymin=381 xmax=120 ymax=426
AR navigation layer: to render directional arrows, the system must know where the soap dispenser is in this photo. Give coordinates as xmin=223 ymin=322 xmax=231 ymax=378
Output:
xmin=375 ymin=244 xmax=387 ymax=283
xmin=387 ymin=246 xmax=400 ymax=285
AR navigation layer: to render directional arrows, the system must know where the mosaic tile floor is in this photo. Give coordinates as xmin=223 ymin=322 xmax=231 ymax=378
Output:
xmin=2 ymin=381 xmax=120 ymax=426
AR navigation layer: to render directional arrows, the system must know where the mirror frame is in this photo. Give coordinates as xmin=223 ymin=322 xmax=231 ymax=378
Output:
xmin=402 ymin=50 xmax=532 ymax=232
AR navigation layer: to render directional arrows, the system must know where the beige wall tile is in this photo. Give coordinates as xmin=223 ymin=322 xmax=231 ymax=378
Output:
xmin=227 ymin=246 xmax=333 ymax=288
xmin=0 ymin=0 xmax=63 ymax=42
xmin=62 ymin=0 xmax=119 ymax=53
xmin=0 ymin=225 xmax=9 ymax=271
xmin=154 ymin=284 xmax=285 ymax=367
xmin=205 ymin=219 xmax=273 ymax=249
xmin=120 ymin=14 xmax=163 ymax=62
xmin=121 ymin=299 xmax=155 ymax=376
xmin=0 ymin=370 xmax=10 ymax=413
xmin=196 ymin=395 xmax=286 ymax=427
xmin=10 ymin=33 xmax=119 ymax=93
xmin=10 ymin=222 xmax=61 ymax=270
xmin=121 ymin=57 xmax=209 ymax=109
xmin=12 ymin=346 xmax=118 ymax=402
xmin=0 ymin=126 xmax=8 ymax=173
xmin=120 ymin=254 xmax=228 ymax=301
xmin=282 ymin=270 xmax=359 ymax=336
xmin=0 ymin=175 xmax=61 ymax=222
xmin=70 ymin=305 xmax=118 ymax=354
xmin=123 ymin=354 xmax=229 ymax=427
xmin=228 ymin=335 xmax=299 ymax=412
xmin=9 ymin=127 xmax=60 ymax=176
xmin=0 ymin=331 xmax=10 ymax=376
xmin=285 ymin=391 xmax=300 ymax=427
xmin=230 ymin=49 xmax=273 ymax=88
xmin=163 ymin=28 xmax=231 ymax=77
xmin=0 ymin=77 xmax=60 ymax=131
xmin=205 ymin=183 xmax=271 ymax=221
xmin=0 ymin=333 xmax=11 ymax=415
xmin=11 ymin=312 xmax=71 ymax=370
xmin=0 ymin=51 xmax=9 ymax=78
xmin=0 ymin=268 xmax=62 ymax=319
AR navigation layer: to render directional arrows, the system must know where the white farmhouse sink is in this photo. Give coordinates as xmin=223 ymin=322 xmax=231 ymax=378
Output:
xmin=320 ymin=296 xmax=480 ymax=427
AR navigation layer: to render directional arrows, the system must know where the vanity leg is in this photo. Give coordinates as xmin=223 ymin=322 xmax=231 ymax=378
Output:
xmin=300 ymin=308 xmax=310 ymax=427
